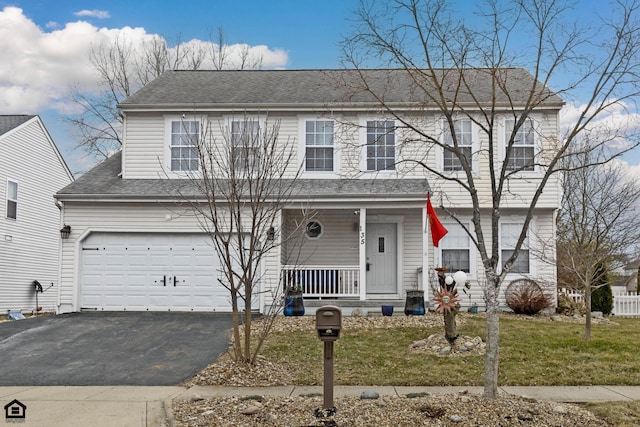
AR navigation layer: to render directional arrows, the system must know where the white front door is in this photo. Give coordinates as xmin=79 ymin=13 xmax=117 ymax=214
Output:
xmin=366 ymin=223 xmax=397 ymax=295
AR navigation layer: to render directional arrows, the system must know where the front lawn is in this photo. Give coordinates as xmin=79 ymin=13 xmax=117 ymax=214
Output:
xmin=261 ymin=314 xmax=640 ymax=386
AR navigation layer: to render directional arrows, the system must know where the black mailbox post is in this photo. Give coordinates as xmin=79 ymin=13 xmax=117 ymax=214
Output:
xmin=315 ymin=305 xmax=342 ymax=411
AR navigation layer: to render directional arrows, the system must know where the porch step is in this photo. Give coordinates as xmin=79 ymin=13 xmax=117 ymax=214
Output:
xmin=302 ymin=299 xmax=407 ymax=317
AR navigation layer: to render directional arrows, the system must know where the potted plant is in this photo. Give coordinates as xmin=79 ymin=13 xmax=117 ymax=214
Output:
xmin=284 ymin=284 xmax=305 ymax=316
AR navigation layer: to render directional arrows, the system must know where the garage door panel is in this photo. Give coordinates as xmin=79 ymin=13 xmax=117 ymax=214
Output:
xmin=81 ymin=233 xmax=233 ymax=312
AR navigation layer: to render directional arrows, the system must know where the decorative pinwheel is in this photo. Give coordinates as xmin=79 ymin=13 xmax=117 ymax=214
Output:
xmin=433 ymin=288 xmax=460 ymax=313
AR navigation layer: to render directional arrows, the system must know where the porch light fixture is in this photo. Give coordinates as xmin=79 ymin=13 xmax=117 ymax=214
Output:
xmin=266 ymin=226 xmax=275 ymax=241
xmin=60 ymin=224 xmax=71 ymax=239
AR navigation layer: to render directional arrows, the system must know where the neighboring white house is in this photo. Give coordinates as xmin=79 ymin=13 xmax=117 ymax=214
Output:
xmin=0 ymin=115 xmax=74 ymax=314
xmin=54 ymin=69 xmax=562 ymax=314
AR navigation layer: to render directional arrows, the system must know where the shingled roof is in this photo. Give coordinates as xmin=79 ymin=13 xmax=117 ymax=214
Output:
xmin=119 ymin=68 xmax=563 ymax=110
xmin=0 ymin=115 xmax=35 ymax=135
xmin=56 ymin=151 xmax=430 ymax=201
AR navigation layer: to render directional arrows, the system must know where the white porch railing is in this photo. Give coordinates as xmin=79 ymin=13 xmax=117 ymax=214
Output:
xmin=282 ymin=265 xmax=359 ymax=298
xmin=559 ymin=288 xmax=640 ymax=317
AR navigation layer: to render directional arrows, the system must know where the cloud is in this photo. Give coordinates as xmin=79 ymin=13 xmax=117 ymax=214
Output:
xmin=0 ymin=6 xmax=289 ymax=115
xmin=560 ymin=100 xmax=640 ymax=152
xmin=74 ymin=10 xmax=110 ymax=19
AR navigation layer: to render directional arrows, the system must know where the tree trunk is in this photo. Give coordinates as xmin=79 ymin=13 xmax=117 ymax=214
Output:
xmin=244 ymin=283 xmax=253 ymax=363
xmin=584 ymin=286 xmax=592 ymax=341
xmin=230 ymin=288 xmax=243 ymax=361
xmin=483 ymin=281 xmax=500 ymax=398
xmin=444 ymin=309 xmax=459 ymax=344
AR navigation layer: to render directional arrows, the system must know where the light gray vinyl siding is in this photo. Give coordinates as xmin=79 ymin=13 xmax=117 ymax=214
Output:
xmin=0 ymin=117 xmax=73 ymax=313
xmin=283 ymin=209 xmax=360 ymax=266
xmin=122 ymin=114 xmax=165 ymax=178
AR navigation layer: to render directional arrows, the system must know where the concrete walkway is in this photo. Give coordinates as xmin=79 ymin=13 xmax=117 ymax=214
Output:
xmin=2 ymin=385 xmax=640 ymax=426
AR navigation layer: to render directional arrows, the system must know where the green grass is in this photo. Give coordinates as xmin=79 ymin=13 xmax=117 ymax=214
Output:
xmin=259 ymin=314 xmax=640 ymax=424
xmin=262 ymin=315 xmax=640 ymax=386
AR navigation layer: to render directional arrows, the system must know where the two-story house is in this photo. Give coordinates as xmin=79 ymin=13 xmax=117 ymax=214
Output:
xmin=1 ymin=115 xmax=74 ymax=314
xmin=54 ymin=69 xmax=562 ymax=314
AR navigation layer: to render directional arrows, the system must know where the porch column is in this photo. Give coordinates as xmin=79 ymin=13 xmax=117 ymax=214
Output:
xmin=422 ymin=204 xmax=429 ymax=299
xmin=359 ymin=208 xmax=367 ymax=301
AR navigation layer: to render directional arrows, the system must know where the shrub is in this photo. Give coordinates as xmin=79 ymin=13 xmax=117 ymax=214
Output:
xmin=505 ymin=279 xmax=553 ymax=315
xmin=556 ymin=292 xmax=585 ymax=316
xmin=592 ymin=284 xmax=613 ymax=315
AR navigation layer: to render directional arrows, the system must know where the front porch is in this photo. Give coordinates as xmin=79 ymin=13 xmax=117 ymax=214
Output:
xmin=279 ymin=207 xmax=428 ymax=304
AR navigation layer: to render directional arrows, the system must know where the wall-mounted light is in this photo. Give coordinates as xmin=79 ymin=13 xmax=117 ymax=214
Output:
xmin=60 ymin=224 xmax=71 ymax=239
xmin=266 ymin=226 xmax=275 ymax=241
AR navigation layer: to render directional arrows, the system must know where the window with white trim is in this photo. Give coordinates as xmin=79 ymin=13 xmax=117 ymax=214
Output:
xmin=6 ymin=180 xmax=17 ymax=219
xmin=170 ymin=120 xmax=200 ymax=171
xmin=231 ymin=119 xmax=261 ymax=171
xmin=505 ymin=118 xmax=535 ymax=171
xmin=443 ymin=119 xmax=473 ymax=171
xmin=440 ymin=223 xmax=470 ymax=273
xmin=501 ymin=222 xmax=530 ymax=274
xmin=366 ymin=120 xmax=395 ymax=171
xmin=305 ymin=120 xmax=334 ymax=172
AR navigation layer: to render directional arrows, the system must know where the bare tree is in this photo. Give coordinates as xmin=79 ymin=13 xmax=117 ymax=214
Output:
xmin=555 ymin=146 xmax=640 ymax=340
xmin=172 ymin=114 xmax=306 ymax=364
xmin=342 ymin=0 xmax=640 ymax=398
xmin=66 ymin=30 xmax=261 ymax=167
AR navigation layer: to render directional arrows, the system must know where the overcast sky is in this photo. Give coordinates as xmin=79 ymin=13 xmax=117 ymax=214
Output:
xmin=1 ymin=0 xmax=640 ymax=179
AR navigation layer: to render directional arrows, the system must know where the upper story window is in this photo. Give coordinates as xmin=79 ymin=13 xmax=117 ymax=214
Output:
xmin=366 ymin=120 xmax=395 ymax=171
xmin=231 ymin=119 xmax=261 ymax=171
xmin=440 ymin=222 xmax=470 ymax=273
xmin=501 ymin=222 xmax=530 ymax=274
xmin=170 ymin=120 xmax=200 ymax=172
xmin=305 ymin=120 xmax=334 ymax=172
xmin=443 ymin=119 xmax=473 ymax=171
xmin=505 ymin=118 xmax=535 ymax=171
xmin=6 ymin=180 xmax=17 ymax=219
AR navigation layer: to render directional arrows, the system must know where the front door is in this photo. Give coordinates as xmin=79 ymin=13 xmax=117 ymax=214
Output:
xmin=366 ymin=223 xmax=397 ymax=294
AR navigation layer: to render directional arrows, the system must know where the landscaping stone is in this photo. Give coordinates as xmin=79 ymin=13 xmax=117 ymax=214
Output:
xmin=360 ymin=391 xmax=380 ymax=400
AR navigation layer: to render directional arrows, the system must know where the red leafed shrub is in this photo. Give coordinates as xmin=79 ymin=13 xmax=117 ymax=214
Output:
xmin=505 ymin=279 xmax=553 ymax=315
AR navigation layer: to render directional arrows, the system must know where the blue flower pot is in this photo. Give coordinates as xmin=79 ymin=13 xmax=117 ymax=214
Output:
xmin=381 ymin=305 xmax=394 ymax=316
xmin=284 ymin=293 xmax=305 ymax=316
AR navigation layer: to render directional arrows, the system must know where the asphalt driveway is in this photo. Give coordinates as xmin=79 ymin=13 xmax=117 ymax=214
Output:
xmin=0 ymin=312 xmax=234 ymax=386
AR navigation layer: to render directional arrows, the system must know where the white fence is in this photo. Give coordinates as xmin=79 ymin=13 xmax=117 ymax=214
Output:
xmin=559 ymin=288 xmax=640 ymax=317
xmin=282 ymin=265 xmax=359 ymax=298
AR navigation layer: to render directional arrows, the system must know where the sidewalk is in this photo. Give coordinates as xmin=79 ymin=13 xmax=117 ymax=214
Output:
xmin=2 ymin=385 xmax=640 ymax=426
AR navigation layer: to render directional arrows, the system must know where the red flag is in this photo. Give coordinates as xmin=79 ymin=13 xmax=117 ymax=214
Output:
xmin=427 ymin=195 xmax=448 ymax=247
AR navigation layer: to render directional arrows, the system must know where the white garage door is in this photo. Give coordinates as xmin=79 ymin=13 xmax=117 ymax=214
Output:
xmin=81 ymin=233 xmax=232 ymax=311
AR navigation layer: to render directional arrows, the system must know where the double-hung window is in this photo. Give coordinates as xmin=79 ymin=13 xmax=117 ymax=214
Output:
xmin=305 ymin=120 xmax=334 ymax=172
xmin=170 ymin=120 xmax=200 ymax=172
xmin=501 ymin=222 xmax=530 ymax=274
xmin=443 ymin=119 xmax=473 ymax=171
xmin=505 ymin=118 xmax=535 ymax=171
xmin=6 ymin=180 xmax=17 ymax=219
xmin=440 ymin=223 xmax=470 ymax=273
xmin=231 ymin=119 xmax=261 ymax=171
xmin=366 ymin=120 xmax=395 ymax=171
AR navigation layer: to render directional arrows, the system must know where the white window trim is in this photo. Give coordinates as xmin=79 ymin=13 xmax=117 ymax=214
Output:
xmin=163 ymin=114 xmax=204 ymax=177
xmin=502 ymin=115 xmax=541 ymax=174
xmin=298 ymin=116 xmax=340 ymax=177
xmin=438 ymin=118 xmax=479 ymax=175
xmin=438 ymin=220 xmax=476 ymax=279
xmin=224 ymin=114 xmax=268 ymax=174
xmin=360 ymin=117 xmax=398 ymax=174
xmin=5 ymin=179 xmax=18 ymax=220
xmin=499 ymin=217 xmax=537 ymax=277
